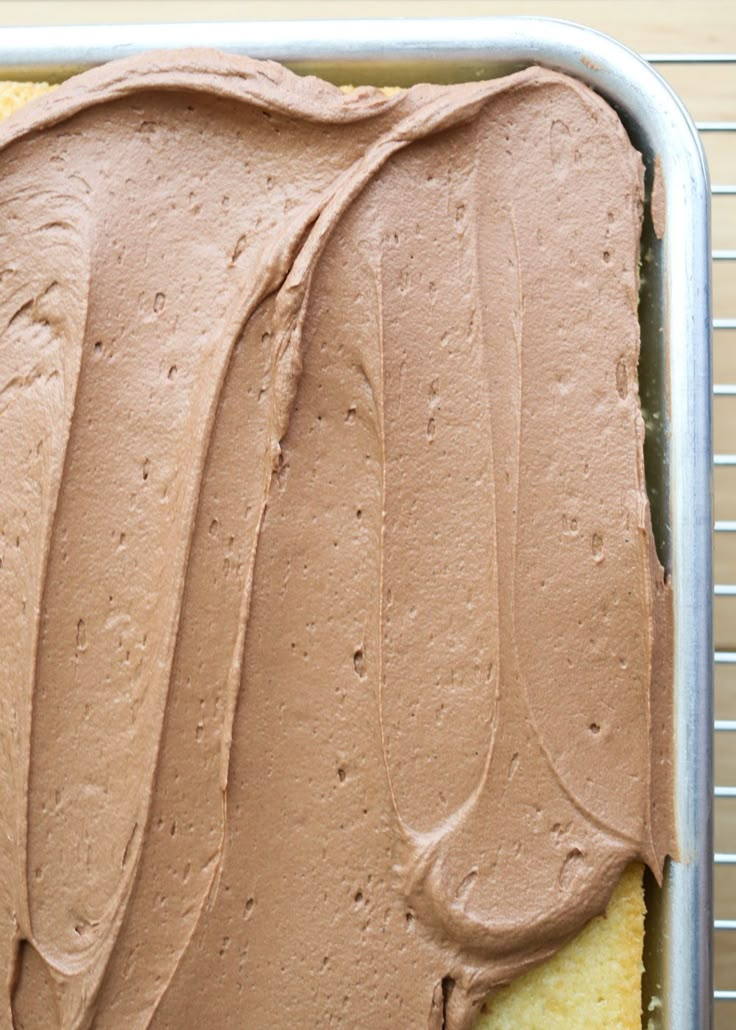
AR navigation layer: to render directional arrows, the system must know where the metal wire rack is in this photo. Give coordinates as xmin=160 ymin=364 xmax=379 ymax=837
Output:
xmin=645 ymin=48 xmax=736 ymax=1029
xmin=0 ymin=19 xmax=721 ymax=1026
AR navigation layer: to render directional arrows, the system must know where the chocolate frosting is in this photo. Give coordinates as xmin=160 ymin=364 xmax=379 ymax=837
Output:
xmin=0 ymin=51 xmax=672 ymax=1029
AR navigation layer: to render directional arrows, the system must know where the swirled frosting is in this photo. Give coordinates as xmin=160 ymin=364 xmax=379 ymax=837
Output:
xmin=0 ymin=51 xmax=672 ymax=1029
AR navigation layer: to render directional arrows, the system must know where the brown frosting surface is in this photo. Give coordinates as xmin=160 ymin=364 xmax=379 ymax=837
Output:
xmin=0 ymin=51 xmax=672 ymax=1029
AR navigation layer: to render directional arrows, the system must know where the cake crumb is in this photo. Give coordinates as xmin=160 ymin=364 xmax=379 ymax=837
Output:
xmin=0 ymin=81 xmax=54 ymax=121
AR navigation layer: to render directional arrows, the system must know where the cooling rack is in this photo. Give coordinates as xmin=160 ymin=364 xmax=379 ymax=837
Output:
xmin=658 ymin=49 xmax=736 ymax=1030
xmin=645 ymin=48 xmax=736 ymax=1030
xmin=0 ymin=17 xmax=718 ymax=1029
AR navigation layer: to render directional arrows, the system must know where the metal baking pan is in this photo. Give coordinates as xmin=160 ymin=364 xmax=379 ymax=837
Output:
xmin=0 ymin=16 xmax=713 ymax=1029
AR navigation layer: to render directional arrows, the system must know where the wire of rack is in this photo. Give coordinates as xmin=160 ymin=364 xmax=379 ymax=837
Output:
xmin=646 ymin=49 xmax=736 ymax=1027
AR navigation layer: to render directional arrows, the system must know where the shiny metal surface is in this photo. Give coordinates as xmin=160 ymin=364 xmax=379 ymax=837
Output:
xmin=0 ymin=16 xmax=713 ymax=1028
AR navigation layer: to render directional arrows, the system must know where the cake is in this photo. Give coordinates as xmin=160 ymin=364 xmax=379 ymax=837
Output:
xmin=0 ymin=52 xmax=672 ymax=1029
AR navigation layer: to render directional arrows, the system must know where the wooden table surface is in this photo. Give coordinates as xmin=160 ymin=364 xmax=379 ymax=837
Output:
xmin=2 ymin=0 xmax=733 ymax=1024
